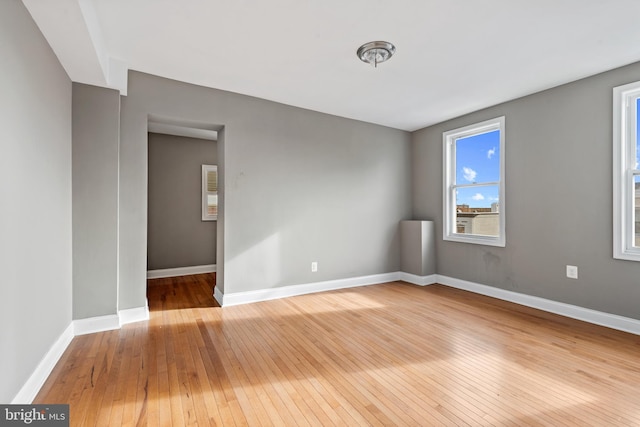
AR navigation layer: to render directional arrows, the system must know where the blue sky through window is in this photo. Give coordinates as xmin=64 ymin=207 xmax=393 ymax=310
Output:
xmin=455 ymin=130 xmax=500 ymax=208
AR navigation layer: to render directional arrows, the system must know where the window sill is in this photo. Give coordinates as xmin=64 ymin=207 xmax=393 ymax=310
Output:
xmin=444 ymin=234 xmax=505 ymax=247
xmin=613 ymin=249 xmax=640 ymax=262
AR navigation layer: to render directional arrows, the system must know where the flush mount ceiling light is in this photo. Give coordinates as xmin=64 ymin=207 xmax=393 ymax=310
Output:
xmin=357 ymin=41 xmax=396 ymax=68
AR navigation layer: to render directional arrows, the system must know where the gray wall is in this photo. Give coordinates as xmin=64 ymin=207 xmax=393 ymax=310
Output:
xmin=119 ymin=71 xmax=412 ymax=308
xmin=413 ymin=62 xmax=640 ymax=320
xmin=0 ymin=0 xmax=72 ymax=402
xmin=147 ymin=132 xmax=217 ymax=270
xmin=73 ymin=83 xmax=119 ymax=319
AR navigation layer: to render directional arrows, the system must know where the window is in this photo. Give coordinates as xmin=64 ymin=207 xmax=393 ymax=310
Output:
xmin=613 ymin=82 xmax=640 ymax=261
xmin=202 ymin=165 xmax=218 ymax=221
xmin=443 ymin=116 xmax=505 ymax=246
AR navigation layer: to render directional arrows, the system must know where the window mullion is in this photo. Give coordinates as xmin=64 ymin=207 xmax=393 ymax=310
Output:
xmin=453 ymin=181 xmax=500 ymax=190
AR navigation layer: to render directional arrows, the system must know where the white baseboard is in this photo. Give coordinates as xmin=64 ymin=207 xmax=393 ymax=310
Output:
xmin=398 ymin=272 xmax=437 ymax=286
xmin=220 ymin=272 xmax=401 ymax=307
xmin=72 ymin=302 xmax=150 ymax=335
xmin=147 ymin=264 xmax=216 ymax=279
xmin=436 ymin=275 xmax=640 ymax=336
xmin=11 ymin=322 xmax=74 ymax=404
xmin=213 ymin=286 xmax=224 ymax=306
xmin=119 ymin=304 xmax=150 ymax=326
xmin=13 ymin=302 xmax=150 ymax=402
xmin=73 ymin=314 xmax=120 ymax=336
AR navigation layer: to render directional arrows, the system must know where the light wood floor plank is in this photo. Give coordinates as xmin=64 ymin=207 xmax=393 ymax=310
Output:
xmin=35 ymin=274 xmax=640 ymax=426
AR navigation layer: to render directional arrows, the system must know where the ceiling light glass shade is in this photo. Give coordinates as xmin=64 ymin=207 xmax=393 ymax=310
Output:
xmin=357 ymin=41 xmax=396 ymax=67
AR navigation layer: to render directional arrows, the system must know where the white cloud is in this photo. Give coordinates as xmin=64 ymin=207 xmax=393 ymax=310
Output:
xmin=472 ymin=193 xmax=485 ymax=201
xmin=487 ymin=147 xmax=496 ymax=159
xmin=462 ymin=167 xmax=477 ymax=182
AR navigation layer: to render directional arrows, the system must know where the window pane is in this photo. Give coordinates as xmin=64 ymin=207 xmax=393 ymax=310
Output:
xmin=207 ymin=194 xmax=218 ymax=216
xmin=635 ymin=175 xmax=640 ymax=248
xmin=455 ymin=130 xmax=500 ymax=184
xmin=207 ymin=170 xmax=217 ymax=192
xmin=455 ymin=185 xmax=500 ymax=237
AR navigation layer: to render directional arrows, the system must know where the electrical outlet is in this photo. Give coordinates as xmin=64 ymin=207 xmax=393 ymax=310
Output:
xmin=311 ymin=262 xmax=318 ymax=272
xmin=566 ymin=265 xmax=578 ymax=279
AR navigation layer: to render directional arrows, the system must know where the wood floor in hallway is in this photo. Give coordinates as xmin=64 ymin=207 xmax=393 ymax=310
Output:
xmin=35 ymin=274 xmax=640 ymax=426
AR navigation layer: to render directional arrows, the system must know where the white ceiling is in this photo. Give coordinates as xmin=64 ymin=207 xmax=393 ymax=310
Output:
xmin=23 ymin=0 xmax=640 ymax=131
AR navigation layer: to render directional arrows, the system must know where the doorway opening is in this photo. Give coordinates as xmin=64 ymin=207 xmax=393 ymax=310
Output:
xmin=145 ymin=115 xmax=224 ymax=310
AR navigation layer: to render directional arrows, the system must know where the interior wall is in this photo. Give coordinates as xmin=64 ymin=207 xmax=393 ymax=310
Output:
xmin=412 ymin=60 xmax=640 ymax=320
xmin=216 ymin=128 xmax=226 ymax=293
xmin=119 ymin=71 xmax=412 ymax=309
xmin=0 ymin=0 xmax=72 ymax=402
xmin=147 ymin=132 xmax=217 ymax=270
xmin=72 ymin=83 xmax=120 ymax=319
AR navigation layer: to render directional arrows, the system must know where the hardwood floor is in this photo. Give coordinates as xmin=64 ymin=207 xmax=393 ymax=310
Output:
xmin=35 ymin=274 xmax=640 ymax=426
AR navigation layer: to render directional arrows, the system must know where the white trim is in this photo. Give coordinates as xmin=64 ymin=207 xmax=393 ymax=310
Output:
xmin=147 ymin=264 xmax=216 ymax=279
xmin=213 ymin=286 xmax=224 ymax=306
xmin=11 ymin=323 xmax=74 ymax=404
xmin=398 ymin=272 xmax=437 ymax=286
xmin=220 ymin=272 xmax=401 ymax=307
xmin=613 ymin=81 xmax=640 ymax=261
xmin=443 ymin=116 xmax=506 ymax=247
xmin=436 ymin=275 xmax=640 ymax=336
xmin=119 ymin=304 xmax=149 ymax=326
xmin=12 ymin=303 xmax=149 ymax=402
xmin=73 ymin=314 xmax=120 ymax=336
xmin=148 ymin=122 xmax=217 ymax=141
xmin=214 ymin=272 xmax=640 ymax=337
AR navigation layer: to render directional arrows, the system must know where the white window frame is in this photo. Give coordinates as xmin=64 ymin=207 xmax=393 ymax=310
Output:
xmin=613 ymin=81 xmax=640 ymax=261
xmin=202 ymin=164 xmax=218 ymax=221
xmin=443 ymin=116 xmax=506 ymax=247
